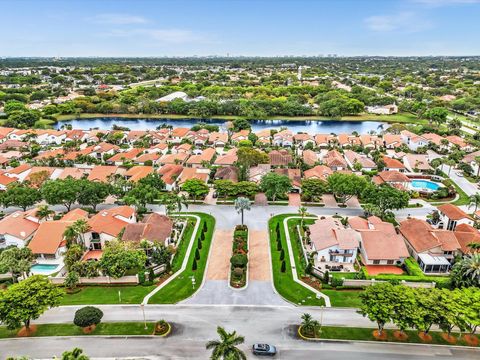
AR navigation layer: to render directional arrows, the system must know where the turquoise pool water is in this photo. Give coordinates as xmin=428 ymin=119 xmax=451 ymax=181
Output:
xmin=30 ymin=264 xmax=59 ymax=273
xmin=411 ymin=179 xmax=440 ymax=191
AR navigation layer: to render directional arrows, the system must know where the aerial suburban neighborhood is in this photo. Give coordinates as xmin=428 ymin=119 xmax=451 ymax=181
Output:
xmin=0 ymin=0 xmax=480 ymax=359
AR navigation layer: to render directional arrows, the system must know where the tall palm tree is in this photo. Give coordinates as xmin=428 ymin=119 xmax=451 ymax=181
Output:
xmin=35 ymin=205 xmax=54 ymax=221
xmin=468 ymin=194 xmax=480 ymax=212
xmin=63 ymin=225 xmax=78 ymax=248
xmin=234 ymin=197 xmax=251 ymax=226
xmin=298 ymin=206 xmax=307 ymax=228
xmin=451 ymin=253 xmax=480 ymax=288
xmin=205 ymin=326 xmax=246 ymax=360
xmin=73 ymin=219 xmax=91 ymax=248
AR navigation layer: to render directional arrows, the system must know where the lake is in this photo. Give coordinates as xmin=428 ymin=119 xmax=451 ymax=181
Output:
xmin=57 ymin=117 xmax=387 ymax=134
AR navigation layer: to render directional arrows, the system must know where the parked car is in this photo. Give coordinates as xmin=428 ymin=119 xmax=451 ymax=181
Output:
xmin=456 ymin=172 xmax=464 ymax=177
xmin=252 ymin=344 xmax=277 ymax=356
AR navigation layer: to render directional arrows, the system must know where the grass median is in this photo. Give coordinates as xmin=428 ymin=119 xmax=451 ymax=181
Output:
xmin=0 ymin=322 xmax=157 ymax=338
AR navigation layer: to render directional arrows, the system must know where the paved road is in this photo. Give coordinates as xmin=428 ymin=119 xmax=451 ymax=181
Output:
xmin=3 ymin=305 xmax=477 ymax=359
xmin=441 ymin=164 xmax=478 ymax=197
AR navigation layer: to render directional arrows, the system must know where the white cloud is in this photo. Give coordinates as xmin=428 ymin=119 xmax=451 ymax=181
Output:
xmin=364 ymin=12 xmax=432 ymax=32
xmin=88 ymin=14 xmax=149 ymax=25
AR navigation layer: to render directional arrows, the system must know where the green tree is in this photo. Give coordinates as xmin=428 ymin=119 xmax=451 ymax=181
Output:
xmin=73 ymin=306 xmax=104 ymax=328
xmin=0 ymin=184 xmax=42 ymax=211
xmin=412 ymin=288 xmax=443 ymax=336
xmin=301 ymin=179 xmax=328 ymax=202
xmin=0 ymin=247 xmax=34 ymax=282
xmin=99 ymin=241 xmax=147 ymax=278
xmin=362 ymin=184 xmax=410 ymax=218
xmin=300 ymin=313 xmax=320 ymax=337
xmin=457 ymin=287 xmax=480 ymax=336
xmin=260 ymin=172 xmax=292 ymax=201
xmin=0 ymin=275 xmax=64 ymax=330
xmin=234 ymin=197 xmax=251 ymax=225
xmin=41 ymin=178 xmax=81 ymax=211
xmin=358 ymin=283 xmax=395 ymax=336
xmin=77 ymin=180 xmax=111 ymax=211
xmin=205 ymin=326 xmax=246 ymax=360
xmin=468 ymin=194 xmax=480 ymax=213
xmin=424 ymin=107 xmax=448 ymax=127
xmin=327 ymin=173 xmax=366 ymax=206
xmin=181 ymin=179 xmax=209 ymax=201
xmin=450 ymin=253 xmax=480 ymax=288
xmin=64 ymin=271 xmax=80 ymax=290
xmin=298 ymin=206 xmax=308 ymax=228
xmin=35 ymin=205 xmax=54 ymax=220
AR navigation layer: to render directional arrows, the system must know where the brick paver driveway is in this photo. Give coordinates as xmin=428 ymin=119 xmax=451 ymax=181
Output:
xmin=254 ymin=193 xmax=268 ymax=206
xmin=322 ymin=194 xmax=338 ymax=207
xmin=205 ymin=229 xmax=233 ymax=280
xmin=345 ymin=195 xmax=361 ymax=208
xmin=288 ymin=193 xmax=301 ymax=207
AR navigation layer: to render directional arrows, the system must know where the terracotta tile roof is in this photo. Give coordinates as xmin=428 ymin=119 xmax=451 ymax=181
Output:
xmin=214 ymin=166 xmax=238 ymax=182
xmin=404 ymin=154 xmax=432 ymax=171
xmin=304 ymin=165 xmax=332 ymax=180
xmin=186 ymin=148 xmax=216 ymax=165
xmin=214 ymin=148 xmax=238 ymax=166
xmin=375 ymin=170 xmax=410 ymax=183
xmin=315 ymin=134 xmax=334 ymax=145
xmin=62 ymin=208 xmax=89 ymax=221
xmin=208 ymin=132 xmax=228 ymax=144
xmin=57 ymin=167 xmax=88 ymax=180
xmin=159 ymin=152 xmax=189 ymax=165
xmin=88 ymin=206 xmax=134 ymax=237
xmin=382 ymin=156 xmax=405 ymax=169
xmin=28 ymin=221 xmax=70 ymax=254
xmin=178 ymin=167 xmax=209 ymax=184
xmin=171 ymin=127 xmax=190 ymax=138
xmin=0 ymin=210 xmax=39 ymax=240
xmin=135 ymin=152 xmax=161 ymax=163
xmin=122 ymin=213 xmax=173 ymax=243
xmin=7 ymin=163 xmax=32 ymax=175
xmin=423 ymin=133 xmax=444 ymax=146
xmin=382 ymin=134 xmax=402 ymax=147
xmin=34 ymin=149 xmax=65 ymax=160
xmin=324 ymin=150 xmax=347 ymax=168
xmin=445 ymin=135 xmax=467 ymax=148
xmin=87 ymin=166 xmax=118 ymax=182
xmin=344 ymin=150 xmax=376 ymax=169
xmin=157 ymin=164 xmax=183 ymax=185
xmin=231 ymin=129 xmax=250 ymax=141
xmin=309 ymin=217 xmax=360 ymax=251
xmin=462 ymin=150 xmax=480 ymax=164
xmin=269 ymin=150 xmax=292 ymax=166
xmin=399 ymin=218 xmax=461 ymax=253
xmin=293 ymin=133 xmax=313 ymax=142
xmin=0 ymin=140 xmax=28 ymax=150
xmin=274 ymin=168 xmax=301 ymax=188
xmin=454 ymin=226 xmax=480 ymax=254
xmin=82 ymin=250 xmax=103 ymax=261
xmin=0 ymin=173 xmax=17 ymax=187
xmin=437 ymin=204 xmax=472 ymax=221
xmin=302 ymin=150 xmax=318 ymax=166
xmin=125 ymin=166 xmax=154 ymax=182
xmin=107 ymin=148 xmax=144 ymax=163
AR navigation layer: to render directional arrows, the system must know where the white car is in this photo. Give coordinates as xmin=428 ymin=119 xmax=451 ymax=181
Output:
xmin=456 ymin=172 xmax=464 ymax=177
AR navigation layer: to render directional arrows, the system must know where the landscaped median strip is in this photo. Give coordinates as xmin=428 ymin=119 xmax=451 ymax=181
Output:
xmin=282 ymin=216 xmax=330 ymax=307
xmin=142 ymin=214 xmax=201 ymax=305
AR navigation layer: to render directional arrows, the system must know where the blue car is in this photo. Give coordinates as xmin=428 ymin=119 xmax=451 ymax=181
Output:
xmin=252 ymin=344 xmax=277 ymax=356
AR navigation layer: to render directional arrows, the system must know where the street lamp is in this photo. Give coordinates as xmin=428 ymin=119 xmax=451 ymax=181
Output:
xmin=140 ymin=303 xmax=147 ymax=330
xmin=319 ymin=305 xmax=324 ymax=335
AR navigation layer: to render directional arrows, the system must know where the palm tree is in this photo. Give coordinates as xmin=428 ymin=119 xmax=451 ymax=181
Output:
xmin=73 ymin=219 xmax=91 ymax=247
xmin=63 ymin=225 xmax=78 ymax=248
xmin=468 ymin=194 xmax=480 ymax=212
xmin=467 ymin=242 xmax=480 ymax=253
xmin=35 ymin=205 xmax=54 ymax=221
xmin=205 ymin=326 xmax=246 ymax=360
xmin=451 ymin=253 xmax=480 ymax=288
xmin=61 ymin=347 xmax=89 ymax=360
xmin=298 ymin=206 xmax=307 ymax=228
xmin=301 ymin=313 xmax=319 ymax=337
xmin=234 ymin=197 xmax=251 ymax=226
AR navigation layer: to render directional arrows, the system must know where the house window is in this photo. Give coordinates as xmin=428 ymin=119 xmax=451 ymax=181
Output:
xmin=387 ymin=260 xmax=394 ymax=265
xmin=0 ymin=234 xmax=5 ymax=244
xmin=373 ymin=260 xmax=380 ymax=265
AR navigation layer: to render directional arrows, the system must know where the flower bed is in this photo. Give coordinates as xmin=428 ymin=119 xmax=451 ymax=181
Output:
xmin=153 ymin=320 xmax=171 ymax=336
xmin=229 ymin=225 xmax=249 ymax=289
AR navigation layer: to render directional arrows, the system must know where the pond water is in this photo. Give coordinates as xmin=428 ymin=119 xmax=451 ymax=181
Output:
xmin=57 ymin=117 xmax=387 ymax=134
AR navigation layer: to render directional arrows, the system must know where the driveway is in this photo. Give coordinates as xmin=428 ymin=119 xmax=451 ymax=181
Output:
xmin=254 ymin=192 xmax=268 ymax=206
xmin=249 ymin=230 xmax=270 ymax=281
xmin=288 ymin=193 xmax=301 ymax=207
xmin=203 ymin=188 xmax=217 ymax=205
xmin=205 ymin=229 xmax=232 ymax=280
xmin=345 ymin=195 xmax=361 ymax=208
xmin=322 ymin=194 xmax=338 ymax=207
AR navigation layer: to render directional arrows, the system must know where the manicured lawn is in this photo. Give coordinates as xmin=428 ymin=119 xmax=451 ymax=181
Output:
xmin=60 ymin=284 xmax=155 ymax=305
xmin=321 ymin=289 xmax=363 ymax=308
xmin=0 ymin=322 xmax=156 ymax=338
xmin=303 ymin=326 xmax=479 ymax=347
xmin=149 ymin=213 xmax=215 ymax=304
xmin=269 ymin=215 xmax=324 ymax=306
xmin=60 ymin=213 xmax=210 ymax=305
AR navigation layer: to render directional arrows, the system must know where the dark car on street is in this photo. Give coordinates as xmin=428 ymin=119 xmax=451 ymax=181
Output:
xmin=252 ymin=343 xmax=277 ymax=356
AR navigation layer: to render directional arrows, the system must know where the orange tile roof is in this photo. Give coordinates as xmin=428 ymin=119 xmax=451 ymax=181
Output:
xmin=58 ymin=167 xmax=87 ymax=180
xmin=125 ymin=166 xmax=154 ymax=182
xmin=186 ymin=148 xmax=216 ymax=165
xmin=159 ymin=152 xmax=189 ymax=165
xmin=437 ymin=204 xmax=471 ymax=221
xmin=178 ymin=167 xmax=209 ymax=184
xmin=157 ymin=164 xmax=183 ymax=185
xmin=87 ymin=166 xmax=118 ymax=182
xmin=88 ymin=206 xmax=134 ymax=237
xmin=0 ymin=211 xmax=39 ymax=240
xmin=382 ymin=156 xmax=405 ymax=169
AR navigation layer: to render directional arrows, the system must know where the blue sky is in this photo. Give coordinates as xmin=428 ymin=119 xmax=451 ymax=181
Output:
xmin=1 ymin=0 xmax=479 ymax=57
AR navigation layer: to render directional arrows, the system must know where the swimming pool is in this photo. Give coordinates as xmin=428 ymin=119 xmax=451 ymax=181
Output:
xmin=410 ymin=179 xmax=441 ymax=192
xmin=30 ymin=263 xmax=60 ymax=275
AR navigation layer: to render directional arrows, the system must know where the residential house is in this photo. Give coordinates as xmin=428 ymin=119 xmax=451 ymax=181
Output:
xmin=462 ymin=150 xmax=480 ymax=176
xmin=214 ymin=148 xmax=237 ymax=166
xmin=273 ymin=168 xmax=301 ymax=192
xmin=186 ymin=147 xmax=216 ymax=168
xmin=382 ymin=155 xmax=406 ymax=172
xmin=177 ymin=167 xmax=210 ymax=185
xmin=168 ymin=128 xmax=190 ymax=144
xmin=303 ymin=165 xmax=332 ymax=181
xmin=399 ymin=218 xmax=461 ymax=273
xmin=343 ymin=150 xmax=377 ymax=171
xmin=158 ymin=164 xmax=184 ymax=191
xmin=302 ymin=149 xmax=318 ymax=166
xmin=0 ymin=210 xmax=40 ymax=248
xmin=269 ymin=149 xmax=293 ymax=167
xmin=87 ymin=166 xmax=120 ymax=183
xmin=437 ymin=204 xmax=474 ymax=231
xmin=401 ymin=130 xmax=429 ymax=151
xmin=403 ymin=154 xmax=432 ymax=173
xmin=272 ymin=130 xmax=293 ymax=147
xmin=230 ymin=130 xmax=250 ymax=144
xmin=208 ymin=132 xmax=228 ymax=147
xmin=124 ymin=166 xmax=154 ymax=183
xmin=373 ymin=171 xmax=411 ymax=190
xmin=382 ymin=134 xmax=402 ymax=149
xmin=323 ymin=150 xmax=347 ymax=170
xmin=293 ymin=133 xmax=314 ymax=148
xmin=349 ymin=216 xmax=409 ymax=267
xmin=122 ymin=213 xmax=173 ymax=246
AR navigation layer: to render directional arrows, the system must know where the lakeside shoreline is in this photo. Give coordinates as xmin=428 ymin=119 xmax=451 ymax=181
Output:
xmin=57 ymin=112 xmax=423 ymax=124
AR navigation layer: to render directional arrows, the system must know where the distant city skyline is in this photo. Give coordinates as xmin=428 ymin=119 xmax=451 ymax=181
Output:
xmin=1 ymin=0 xmax=480 ymax=57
